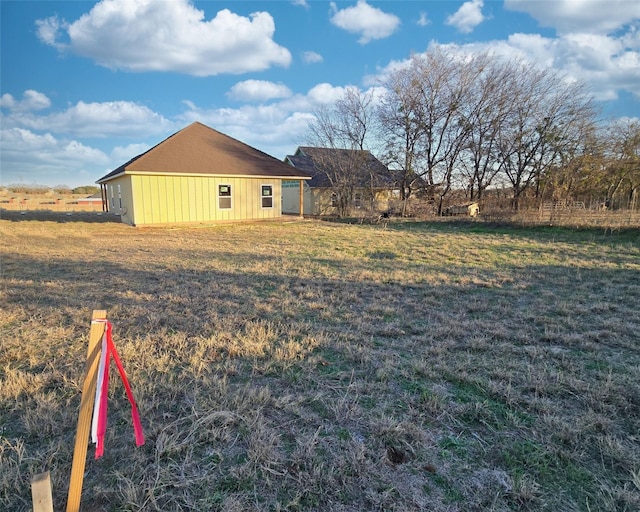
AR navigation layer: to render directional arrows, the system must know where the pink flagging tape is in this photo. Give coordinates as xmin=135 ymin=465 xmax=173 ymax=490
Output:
xmin=90 ymin=320 xmax=145 ymax=459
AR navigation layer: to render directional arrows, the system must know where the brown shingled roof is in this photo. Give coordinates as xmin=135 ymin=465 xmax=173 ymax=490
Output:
xmin=97 ymin=122 xmax=311 ymax=183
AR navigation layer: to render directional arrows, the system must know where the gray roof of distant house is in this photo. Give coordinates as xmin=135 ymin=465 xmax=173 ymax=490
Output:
xmin=285 ymin=147 xmax=395 ymax=188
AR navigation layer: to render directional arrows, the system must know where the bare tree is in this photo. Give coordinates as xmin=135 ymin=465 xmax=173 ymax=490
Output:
xmin=601 ymin=119 xmax=640 ymax=208
xmin=459 ymin=58 xmax=515 ymax=201
xmin=309 ymin=49 xmax=609 ymax=215
xmin=376 ymin=59 xmax=427 ymax=213
xmin=305 ymin=88 xmax=379 ymax=216
xmin=537 ymin=122 xmax=603 ymax=203
xmin=494 ymin=63 xmax=596 ymax=210
xmin=377 ymin=48 xmax=485 ymax=214
xmin=416 ymin=50 xmax=486 ymax=214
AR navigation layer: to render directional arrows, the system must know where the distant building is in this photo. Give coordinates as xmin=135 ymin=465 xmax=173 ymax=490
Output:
xmin=282 ymin=147 xmax=397 ymax=216
xmin=76 ymin=192 xmax=103 ymax=206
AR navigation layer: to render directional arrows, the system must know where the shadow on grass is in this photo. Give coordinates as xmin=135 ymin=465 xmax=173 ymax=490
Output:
xmin=0 ymin=209 xmax=121 ymax=223
xmin=2 ymin=236 xmax=639 ymax=511
xmin=369 ymin=217 xmax=640 ymax=245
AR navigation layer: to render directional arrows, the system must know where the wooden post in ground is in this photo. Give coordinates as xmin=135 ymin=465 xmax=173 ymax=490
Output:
xmin=31 ymin=472 xmax=53 ymax=512
xmin=66 ymin=310 xmax=107 ymax=512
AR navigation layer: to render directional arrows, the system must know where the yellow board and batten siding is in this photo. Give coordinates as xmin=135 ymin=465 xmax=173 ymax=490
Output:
xmin=125 ymin=174 xmax=281 ymax=226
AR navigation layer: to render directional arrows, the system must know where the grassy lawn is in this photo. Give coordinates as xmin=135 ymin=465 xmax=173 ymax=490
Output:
xmin=1 ymin=216 xmax=639 ymax=511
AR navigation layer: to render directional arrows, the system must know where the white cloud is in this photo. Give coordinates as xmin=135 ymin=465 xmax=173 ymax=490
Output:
xmin=35 ymin=15 xmax=67 ymax=48
xmin=502 ymin=0 xmax=640 ymax=101
xmin=494 ymin=32 xmax=640 ymax=101
xmin=306 ymin=83 xmax=350 ymax=105
xmin=184 ymin=83 xmax=350 ymax=126
xmin=178 ymin=102 xmax=314 ymax=159
xmin=35 ymin=0 xmax=292 ymax=76
xmin=110 ymin=143 xmax=152 ymax=163
xmin=1 ymin=127 xmax=58 ymax=151
xmin=177 ymin=83 xmax=386 ymax=158
xmin=368 ymin=25 xmax=640 ymax=104
xmin=302 ymin=51 xmax=324 ymax=64
xmin=0 ymin=128 xmax=110 ymax=186
xmin=0 ymin=81 xmax=388 ymax=187
xmin=330 ymin=0 xmax=400 ymax=44
xmin=363 ymin=57 xmax=412 ymax=87
xmin=417 ymin=12 xmax=431 ymax=27
xmin=227 ymin=80 xmax=292 ymax=102
xmin=620 ymin=26 xmax=640 ymax=49
xmin=0 ymin=90 xmax=51 ymax=112
xmin=292 ymin=0 xmax=309 ymax=8
xmin=446 ymin=0 xmax=485 ymax=34
xmin=3 ymin=97 xmax=173 ymax=138
xmin=0 ymin=80 xmax=390 ymax=185
xmin=412 ymin=33 xmax=640 ymax=102
xmin=0 ymin=96 xmax=176 ymax=184
xmin=505 ymin=0 xmax=640 ymax=35
xmin=505 ymin=33 xmax=558 ymax=67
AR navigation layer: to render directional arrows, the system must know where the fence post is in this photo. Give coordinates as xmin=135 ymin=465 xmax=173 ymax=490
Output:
xmin=66 ymin=310 xmax=107 ymax=512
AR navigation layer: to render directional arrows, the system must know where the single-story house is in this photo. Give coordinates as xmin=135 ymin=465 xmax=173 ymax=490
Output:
xmin=96 ymin=122 xmax=311 ymax=226
xmin=282 ymin=147 xmax=398 ymax=216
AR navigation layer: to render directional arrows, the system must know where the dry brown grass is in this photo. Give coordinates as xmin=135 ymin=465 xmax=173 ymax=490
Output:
xmin=481 ymin=207 xmax=640 ymax=231
xmin=1 ymin=214 xmax=639 ymax=511
xmin=0 ymin=190 xmax=104 ymax=213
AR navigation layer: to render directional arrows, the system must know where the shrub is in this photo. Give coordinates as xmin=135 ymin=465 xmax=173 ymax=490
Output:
xmin=53 ymin=185 xmax=72 ymax=194
xmin=72 ymin=185 xmax=100 ymax=195
xmin=6 ymin=184 xmax=50 ymax=194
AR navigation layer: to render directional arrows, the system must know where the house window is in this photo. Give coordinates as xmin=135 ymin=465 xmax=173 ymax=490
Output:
xmin=117 ymin=184 xmax=122 ymax=209
xmin=261 ymin=185 xmax=273 ymax=208
xmin=218 ymin=184 xmax=232 ymax=209
xmin=109 ymin=185 xmax=115 ymax=208
xmin=330 ymin=193 xmax=338 ymax=208
xmin=354 ymin=193 xmax=362 ymax=208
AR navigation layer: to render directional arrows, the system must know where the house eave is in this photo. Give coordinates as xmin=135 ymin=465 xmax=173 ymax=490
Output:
xmin=96 ymin=171 xmax=125 ymax=184
xmin=97 ymin=169 xmax=311 ymax=184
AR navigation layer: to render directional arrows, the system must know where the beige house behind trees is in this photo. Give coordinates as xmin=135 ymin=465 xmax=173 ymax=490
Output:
xmin=97 ymin=122 xmax=310 ymax=226
xmin=282 ymin=147 xmax=398 ymax=216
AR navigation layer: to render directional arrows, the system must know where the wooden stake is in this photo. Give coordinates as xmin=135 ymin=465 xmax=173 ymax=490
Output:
xmin=66 ymin=310 xmax=107 ymax=512
xmin=31 ymin=472 xmax=53 ymax=512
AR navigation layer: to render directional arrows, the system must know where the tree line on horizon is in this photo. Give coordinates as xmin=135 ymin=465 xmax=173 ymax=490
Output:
xmin=2 ymin=185 xmax=100 ymax=195
xmin=305 ymin=47 xmax=639 ymax=215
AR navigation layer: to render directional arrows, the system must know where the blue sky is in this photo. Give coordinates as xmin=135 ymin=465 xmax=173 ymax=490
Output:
xmin=1 ymin=0 xmax=639 ymax=188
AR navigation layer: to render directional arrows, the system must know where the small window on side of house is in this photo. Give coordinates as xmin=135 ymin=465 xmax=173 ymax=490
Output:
xmin=261 ymin=185 xmax=273 ymax=208
xmin=354 ymin=193 xmax=362 ymax=208
xmin=219 ymin=184 xmax=232 ymax=209
xmin=110 ymin=185 xmax=115 ymax=208
xmin=117 ymin=184 xmax=122 ymax=209
xmin=330 ymin=193 xmax=338 ymax=207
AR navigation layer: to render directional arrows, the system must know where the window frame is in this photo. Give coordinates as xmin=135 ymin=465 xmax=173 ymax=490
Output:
xmin=218 ymin=184 xmax=232 ymax=209
xmin=261 ymin=184 xmax=273 ymax=209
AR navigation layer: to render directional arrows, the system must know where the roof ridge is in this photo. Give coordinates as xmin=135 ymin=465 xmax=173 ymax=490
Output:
xmin=97 ymin=122 xmax=311 ymax=183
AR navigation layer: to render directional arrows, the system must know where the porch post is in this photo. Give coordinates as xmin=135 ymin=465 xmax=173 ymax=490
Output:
xmin=101 ymin=184 xmax=108 ymax=212
xmin=299 ymin=179 xmax=304 ymax=219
